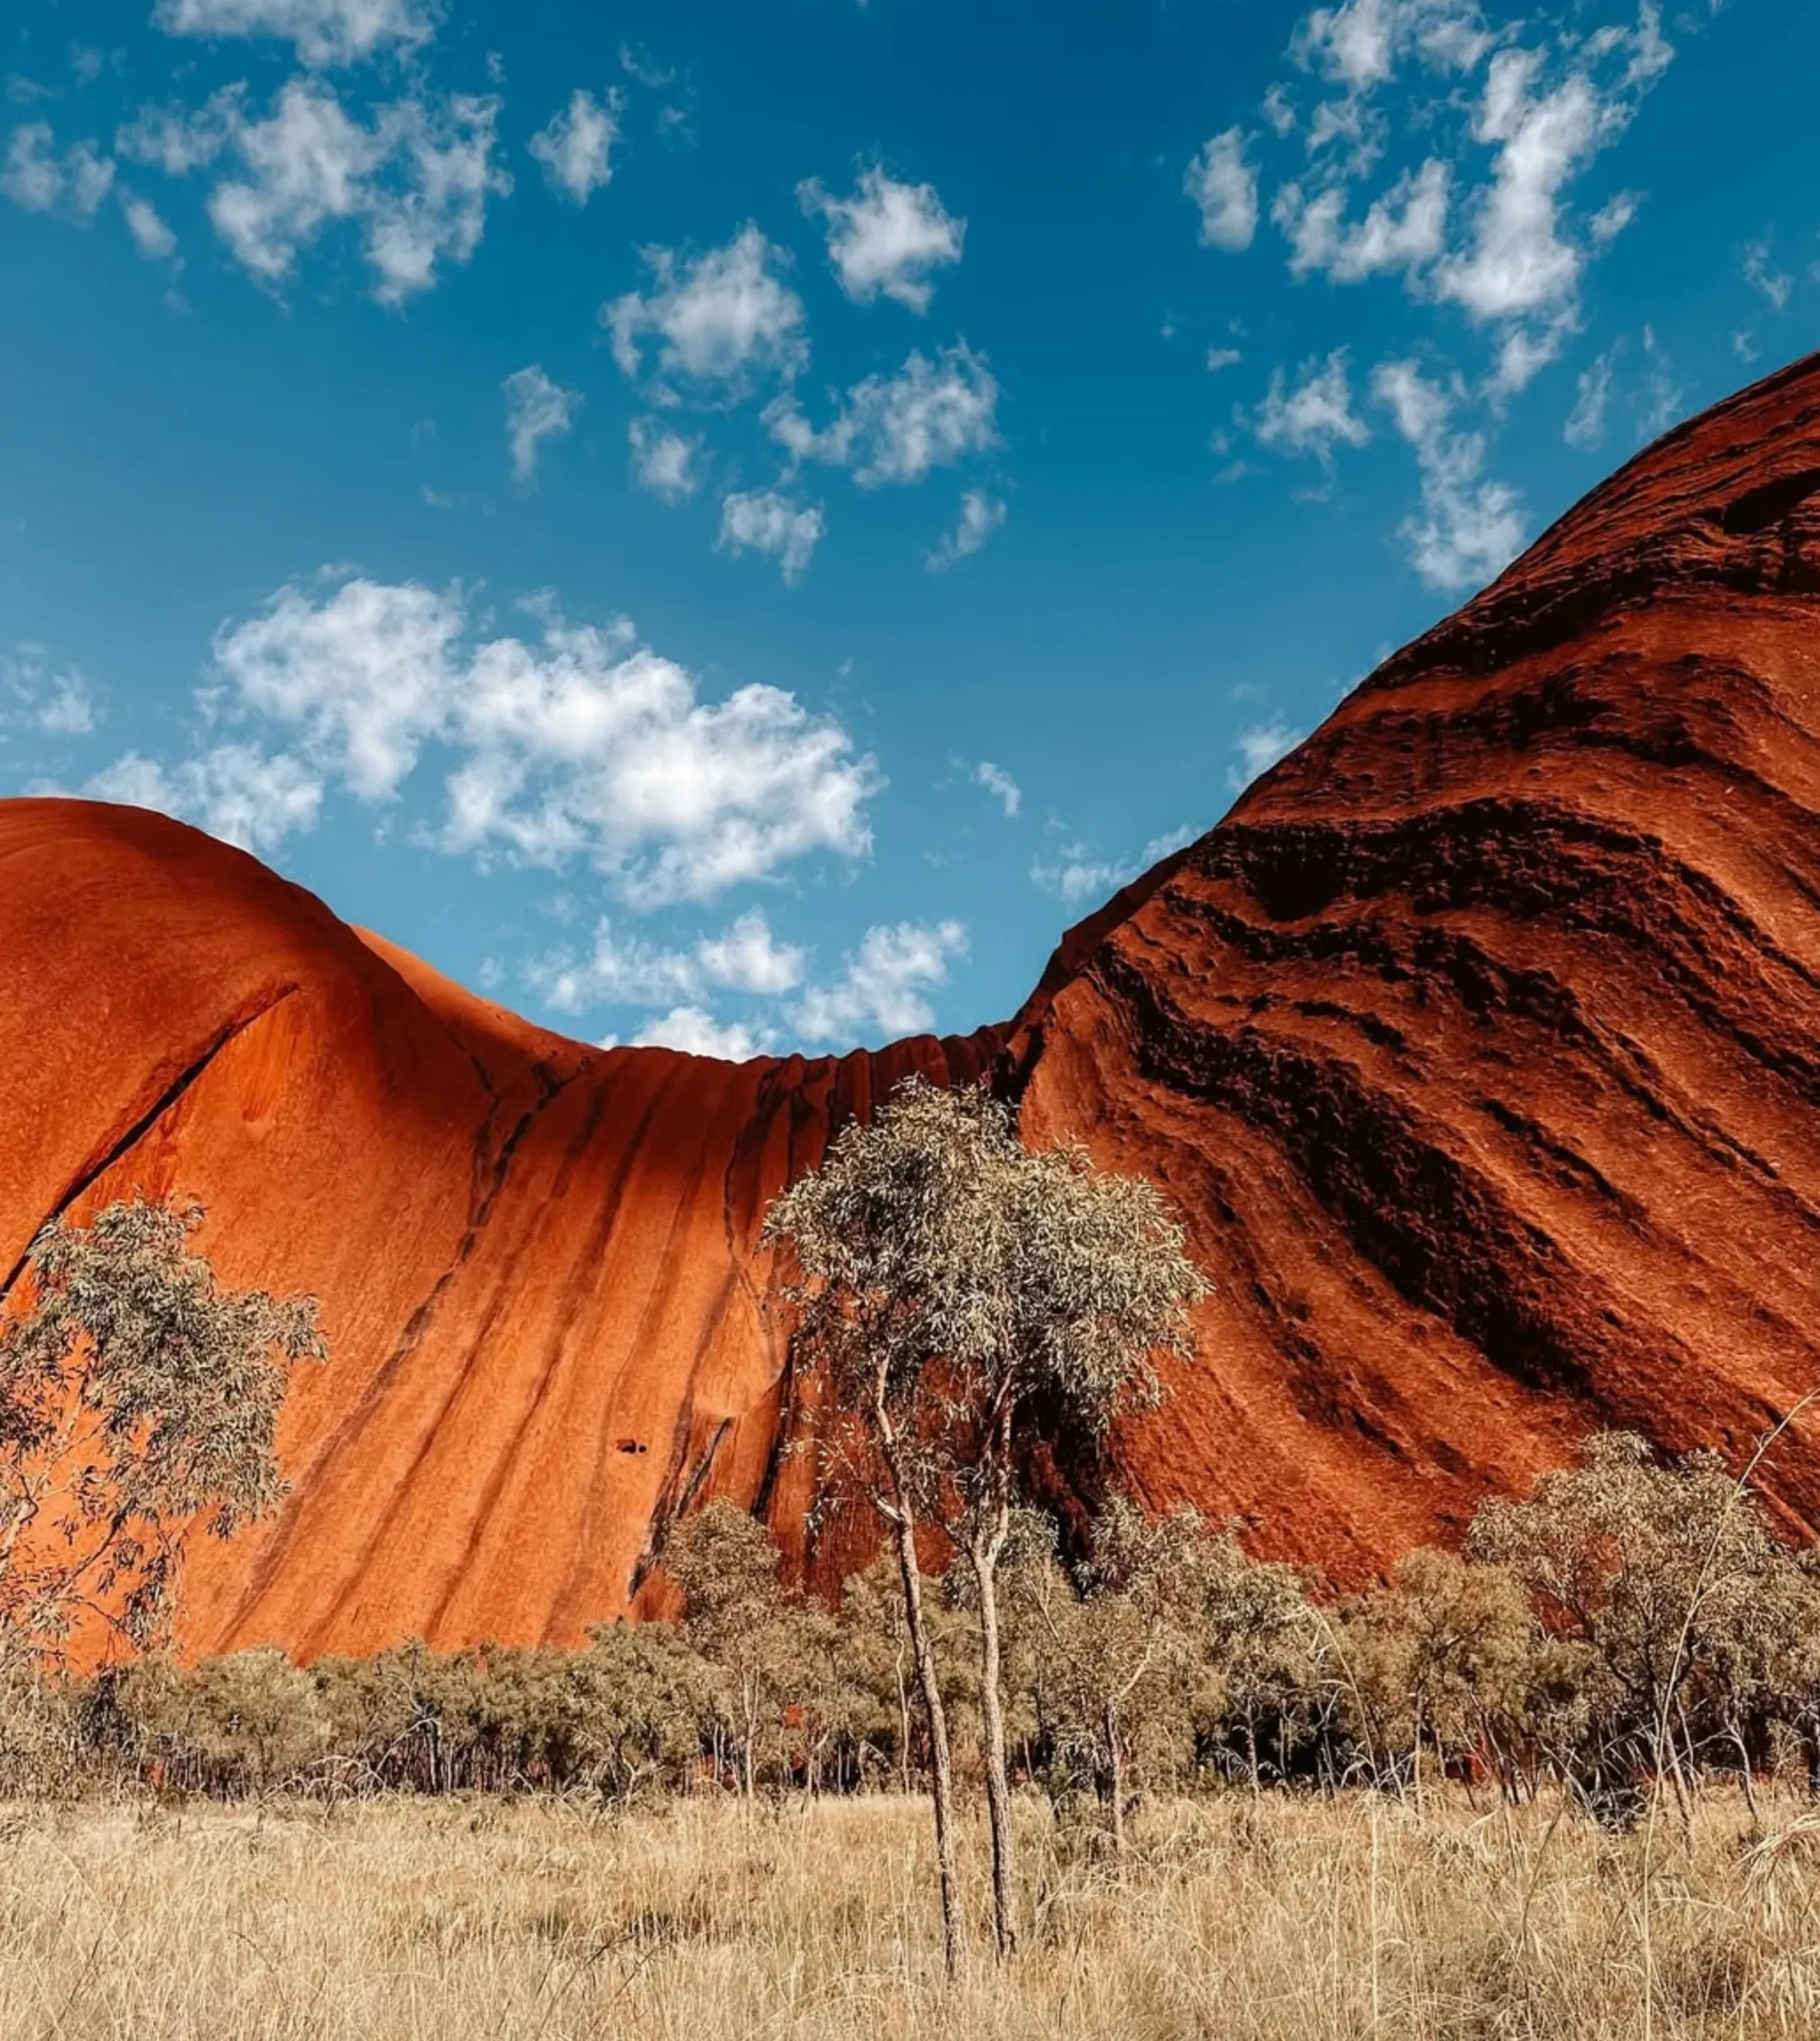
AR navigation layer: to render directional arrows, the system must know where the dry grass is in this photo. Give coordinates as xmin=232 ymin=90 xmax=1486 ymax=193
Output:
xmin=4 ymin=1788 xmax=1820 ymax=2038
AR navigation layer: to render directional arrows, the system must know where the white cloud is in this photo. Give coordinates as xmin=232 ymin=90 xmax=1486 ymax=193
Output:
xmin=1563 ymin=346 xmax=1614 ymax=450
xmin=2 ymin=647 xmax=101 ymax=736
xmin=1486 ymin=317 xmax=1577 ymax=400
xmin=717 ymin=490 xmax=824 ymax=584
xmin=532 ymin=926 xmax=696 ymax=1011
xmin=1228 ymin=719 xmax=1303 ymax=792
xmin=116 ymin=88 xmax=245 ymax=176
xmin=1273 ymin=155 xmax=1449 ymax=282
xmin=1633 ymin=324 xmax=1683 ymax=442
xmin=120 ymin=191 xmax=178 ymax=259
xmin=1616 ymin=2 xmax=1674 ymax=86
xmin=529 ymin=902 xmax=977 ymax=1063
xmin=628 ymin=417 xmax=701 ymax=503
xmin=619 ymin=43 xmax=674 ymax=90
xmin=1291 ymin=0 xmax=1491 ymax=93
xmin=34 ymin=674 xmax=100 ymax=735
xmin=87 ymin=742 xmax=324 ymax=852
xmin=1144 ymin=823 xmax=1197 ymax=861
xmin=765 ymin=344 xmax=1000 ymax=487
xmin=1206 ymin=346 xmax=1243 ymax=372
xmin=799 ymin=165 xmax=964 ymax=312
xmin=187 ymin=575 xmax=881 ymax=905
xmin=529 ymin=88 xmax=619 ymax=205
xmin=631 ymin=1006 xmax=766 ymax=1060
xmin=1303 ymin=95 xmax=1380 ymax=169
xmin=215 ymin=576 xmax=462 ymax=800
xmin=792 ymin=920 xmax=967 ymax=1046
xmin=927 ymin=489 xmax=1006 ymax=572
xmin=1029 ymin=821 xmax=1200 ymax=906
xmin=504 ymin=364 xmax=581 ymax=482
xmin=698 ymin=908 xmax=806 ymax=994
xmin=151 ymin=0 xmax=438 ymax=68
xmin=1634 ymin=372 xmax=1682 ymax=442
xmin=347 ymin=95 xmax=508 ymax=303
xmin=159 ymin=78 xmax=509 ymax=303
xmin=1262 ymin=83 xmax=1298 ymax=137
xmin=1185 ymin=127 xmax=1258 ymax=251
xmin=1430 ymin=20 xmax=1675 ymax=391
xmin=1031 ymin=844 xmax=1130 ymax=910
xmin=1743 ymin=235 xmax=1792 ymax=312
xmin=1253 ymin=348 xmax=1370 ymax=467
xmin=204 ymin=81 xmax=373 ymax=281
xmin=973 ymin=760 xmax=1020 ymax=817
xmin=605 ymin=224 xmax=806 ymax=389
xmin=2 ymin=124 xmax=115 ymax=218
xmin=1590 ymin=191 xmax=1638 ymax=245
xmin=1256 ymin=6 xmax=1677 ymax=396
xmin=1433 ymin=52 xmax=1611 ymax=325
xmin=530 ymin=906 xmax=804 ymax=1013
xmin=1373 ymin=357 xmax=1526 ymax=589
xmin=69 ymin=147 xmax=116 ymax=217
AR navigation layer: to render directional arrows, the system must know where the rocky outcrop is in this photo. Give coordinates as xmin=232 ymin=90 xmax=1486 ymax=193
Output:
xmin=5 ymin=353 xmax=1820 ymax=1654
xmin=1010 ymin=350 xmax=1820 ymax=1576
xmin=0 ymin=798 xmax=997 ymax=1652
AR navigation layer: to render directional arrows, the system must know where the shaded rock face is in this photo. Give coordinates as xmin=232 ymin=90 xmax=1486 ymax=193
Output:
xmin=1010 ymin=351 xmax=1820 ymax=1576
xmin=6 ymin=354 xmax=1820 ymax=1654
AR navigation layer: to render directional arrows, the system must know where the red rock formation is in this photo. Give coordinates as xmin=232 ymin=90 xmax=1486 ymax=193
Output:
xmin=5 ymin=354 xmax=1820 ymax=1653
xmin=0 ymin=801 xmax=997 ymax=1653
xmin=1012 ymin=349 xmax=1820 ymax=1575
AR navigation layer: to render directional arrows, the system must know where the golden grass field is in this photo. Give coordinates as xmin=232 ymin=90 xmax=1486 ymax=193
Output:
xmin=4 ymin=1788 xmax=1820 ymax=2039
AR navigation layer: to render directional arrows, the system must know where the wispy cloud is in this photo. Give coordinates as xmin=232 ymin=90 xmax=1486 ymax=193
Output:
xmin=973 ymin=760 xmax=1021 ymax=817
xmin=504 ymin=365 xmax=582 ymax=483
xmin=927 ymin=490 xmax=1006 ymax=572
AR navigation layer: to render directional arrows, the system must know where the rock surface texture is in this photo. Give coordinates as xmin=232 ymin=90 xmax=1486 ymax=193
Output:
xmin=6 ymin=356 xmax=1820 ymax=1654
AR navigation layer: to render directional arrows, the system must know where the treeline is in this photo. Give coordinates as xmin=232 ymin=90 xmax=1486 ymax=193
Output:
xmin=7 ymin=1433 xmax=1820 ymax=1833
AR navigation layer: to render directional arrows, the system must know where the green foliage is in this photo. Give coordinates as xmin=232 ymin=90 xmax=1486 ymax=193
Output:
xmin=1465 ymin=1430 xmax=1820 ymax=1816
xmin=0 ymin=1307 xmax=1813 ymax=1849
xmin=1335 ymin=1547 xmax=1538 ymax=1795
xmin=0 ymin=1197 xmax=324 ymax=1668
xmin=764 ymin=1076 xmax=1211 ymax=1953
xmin=762 ymin=1076 xmax=1209 ymax=1516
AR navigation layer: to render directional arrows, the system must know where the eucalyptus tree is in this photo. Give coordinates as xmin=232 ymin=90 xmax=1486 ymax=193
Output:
xmin=0 ymin=1197 xmax=324 ymax=1673
xmin=763 ymin=1076 xmax=1207 ymax=1964
xmin=663 ymin=1498 xmax=796 ymax=1799
xmin=1467 ymin=1431 xmax=1782 ymax=1823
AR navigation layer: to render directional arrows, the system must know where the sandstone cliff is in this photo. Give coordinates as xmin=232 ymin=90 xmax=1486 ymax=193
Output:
xmin=6 ymin=354 xmax=1820 ymax=1653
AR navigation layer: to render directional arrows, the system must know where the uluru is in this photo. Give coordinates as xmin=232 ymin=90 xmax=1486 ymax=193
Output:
xmin=7 ymin=354 xmax=1820 ymax=1660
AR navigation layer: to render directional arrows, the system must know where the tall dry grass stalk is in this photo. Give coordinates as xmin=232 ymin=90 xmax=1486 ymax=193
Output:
xmin=4 ymin=1788 xmax=1820 ymax=2039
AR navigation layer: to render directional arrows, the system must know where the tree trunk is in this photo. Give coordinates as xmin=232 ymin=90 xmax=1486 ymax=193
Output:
xmin=1731 ymin=1722 xmax=1760 ymax=1828
xmin=969 ymin=1531 xmax=1019 ymax=1960
xmin=742 ymin=1678 xmax=757 ymax=1803
xmin=1412 ymin=1708 xmax=1425 ymax=1812
xmin=895 ymin=1641 xmax=913 ymax=1798
xmin=893 ymin=1512 xmax=962 ymax=1978
xmin=1105 ymin=1698 xmax=1126 ymax=1861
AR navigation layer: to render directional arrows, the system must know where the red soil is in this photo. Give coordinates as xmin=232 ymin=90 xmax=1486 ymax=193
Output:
xmin=6 ymin=354 xmax=1820 ymax=1653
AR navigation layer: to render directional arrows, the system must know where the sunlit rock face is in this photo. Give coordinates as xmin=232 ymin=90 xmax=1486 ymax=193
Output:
xmin=6 ymin=353 xmax=1820 ymax=1654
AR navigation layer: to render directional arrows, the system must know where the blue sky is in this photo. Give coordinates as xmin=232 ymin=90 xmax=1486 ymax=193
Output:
xmin=1 ymin=0 xmax=1810 ymax=1057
